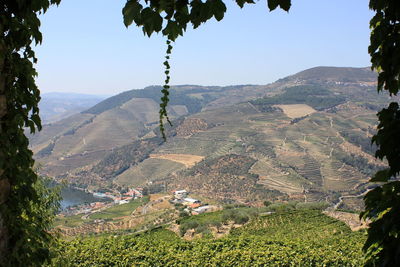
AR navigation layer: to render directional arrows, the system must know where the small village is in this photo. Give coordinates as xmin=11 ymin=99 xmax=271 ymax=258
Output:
xmin=172 ymin=190 xmax=215 ymax=215
xmin=61 ymin=187 xmax=144 ymax=216
xmin=61 ymin=188 xmax=215 ymax=218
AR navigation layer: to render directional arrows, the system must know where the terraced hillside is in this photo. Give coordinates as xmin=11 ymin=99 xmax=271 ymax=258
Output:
xmin=31 ymin=85 xmax=276 ymax=185
xmin=144 ymin=100 xmax=383 ymax=207
xmin=31 ymin=67 xmax=390 ymax=208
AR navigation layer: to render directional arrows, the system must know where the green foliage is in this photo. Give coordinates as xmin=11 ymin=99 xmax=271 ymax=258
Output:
xmin=89 ymin=197 xmax=149 ymax=221
xmin=340 ymin=130 xmax=377 ymax=155
xmin=6 ymin=176 xmax=61 ymax=266
xmin=362 ymin=1 xmax=400 ymax=265
xmin=50 ymin=210 xmax=365 ymax=266
xmin=362 ymin=104 xmax=400 ymax=265
xmin=0 ymin=1 xmax=62 ymax=266
xmin=159 ymin=39 xmax=173 ymax=140
xmin=294 ymin=201 xmax=329 ymax=210
xmin=221 ymin=209 xmax=250 ymax=224
xmin=122 ymin=0 xmax=289 ymax=40
xmin=333 ymin=150 xmax=382 ymax=176
xmin=252 ymin=85 xmax=346 ymax=110
xmin=178 ymin=206 xmax=292 ymax=237
xmin=179 ymin=209 xmax=226 ymax=236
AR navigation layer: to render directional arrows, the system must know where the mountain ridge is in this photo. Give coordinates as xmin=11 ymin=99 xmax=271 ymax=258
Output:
xmin=32 ymin=66 xmax=386 ymax=209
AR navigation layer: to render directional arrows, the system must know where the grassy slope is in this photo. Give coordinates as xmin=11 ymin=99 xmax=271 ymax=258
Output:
xmin=89 ymin=196 xmax=149 ymax=221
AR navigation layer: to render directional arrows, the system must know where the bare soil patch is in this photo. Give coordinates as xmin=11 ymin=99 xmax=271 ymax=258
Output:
xmin=324 ymin=210 xmax=368 ymax=231
xmin=149 ymin=153 xmax=204 ymax=167
xmin=274 ymin=104 xmax=316 ymax=119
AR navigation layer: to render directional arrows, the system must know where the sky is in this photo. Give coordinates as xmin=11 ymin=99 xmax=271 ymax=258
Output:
xmin=35 ymin=0 xmax=373 ymax=95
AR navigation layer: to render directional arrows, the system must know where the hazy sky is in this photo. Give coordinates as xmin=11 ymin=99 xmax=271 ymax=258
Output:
xmin=35 ymin=0 xmax=372 ymax=95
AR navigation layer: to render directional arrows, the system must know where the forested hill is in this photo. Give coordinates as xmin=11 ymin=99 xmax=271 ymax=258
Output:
xmin=31 ymin=66 xmax=390 ymax=209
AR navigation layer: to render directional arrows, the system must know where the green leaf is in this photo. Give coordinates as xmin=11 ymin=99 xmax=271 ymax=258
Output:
xmin=267 ymin=0 xmax=279 ymax=11
xmin=122 ymin=0 xmax=143 ymax=27
xmin=267 ymin=0 xmax=291 ymax=12
xmin=370 ymin=169 xmax=391 ymax=182
xmin=235 ymin=0 xmax=255 ymax=9
xmin=212 ymin=0 xmax=226 ymax=21
xmin=162 ymin=20 xmax=183 ymax=41
xmin=279 ymin=0 xmax=291 ymax=11
xmin=141 ymin=8 xmax=163 ymax=36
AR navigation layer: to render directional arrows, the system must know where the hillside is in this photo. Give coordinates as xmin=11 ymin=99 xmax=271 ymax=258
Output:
xmin=278 ymin=66 xmax=376 ymax=84
xmin=31 ymin=66 xmax=390 ymax=209
xmin=31 ymin=84 xmax=276 ymax=184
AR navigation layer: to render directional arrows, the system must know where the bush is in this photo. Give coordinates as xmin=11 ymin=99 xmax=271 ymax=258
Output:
xmin=267 ymin=203 xmax=296 ymax=212
xmin=180 ymin=221 xmax=200 ymax=236
xmin=295 ymin=202 xmax=329 ymax=210
xmin=222 ymin=210 xmax=249 ymax=224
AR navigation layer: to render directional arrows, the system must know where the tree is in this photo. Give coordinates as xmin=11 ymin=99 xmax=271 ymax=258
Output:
xmin=0 ymin=1 xmax=61 ymax=266
xmin=360 ymin=1 xmax=400 ymax=266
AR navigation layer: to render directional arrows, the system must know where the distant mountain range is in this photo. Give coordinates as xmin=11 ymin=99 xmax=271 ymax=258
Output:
xmin=31 ymin=66 xmax=391 ymax=210
xmin=39 ymin=92 xmax=108 ymax=123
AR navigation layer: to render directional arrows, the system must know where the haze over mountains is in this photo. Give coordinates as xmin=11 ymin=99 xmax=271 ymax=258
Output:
xmin=31 ymin=66 xmax=389 ymax=210
xmin=39 ymin=92 xmax=107 ymax=123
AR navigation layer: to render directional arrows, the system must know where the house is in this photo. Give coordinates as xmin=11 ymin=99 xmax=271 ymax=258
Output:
xmin=174 ymin=190 xmax=188 ymax=200
xmin=183 ymin=197 xmax=201 ymax=206
xmin=190 ymin=203 xmax=201 ymax=209
xmin=192 ymin=205 xmax=211 ymax=215
xmin=124 ymin=188 xmax=143 ymax=198
xmin=119 ymin=199 xmax=130 ymax=205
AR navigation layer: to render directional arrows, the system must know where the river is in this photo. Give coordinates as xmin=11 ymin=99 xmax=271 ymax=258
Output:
xmin=60 ymin=187 xmax=99 ymax=209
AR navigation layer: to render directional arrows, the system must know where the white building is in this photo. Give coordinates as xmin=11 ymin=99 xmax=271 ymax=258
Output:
xmin=183 ymin=197 xmax=200 ymax=205
xmin=193 ymin=205 xmax=211 ymax=214
xmin=119 ymin=199 xmax=130 ymax=205
xmin=174 ymin=190 xmax=188 ymax=200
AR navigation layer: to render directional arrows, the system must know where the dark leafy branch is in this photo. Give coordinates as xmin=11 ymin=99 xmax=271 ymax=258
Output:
xmin=361 ymin=1 xmax=400 ymax=266
xmin=0 ymin=1 xmax=61 ymax=265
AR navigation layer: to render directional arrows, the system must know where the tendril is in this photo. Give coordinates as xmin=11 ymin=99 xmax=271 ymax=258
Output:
xmin=160 ymin=39 xmax=173 ymax=141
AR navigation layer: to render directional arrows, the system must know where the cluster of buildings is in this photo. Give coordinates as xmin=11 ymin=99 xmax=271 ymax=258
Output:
xmin=173 ymin=190 xmax=215 ymax=215
xmin=110 ymin=188 xmax=143 ymax=205
xmin=62 ymin=201 xmax=110 ymax=216
xmin=92 ymin=188 xmax=143 ymax=205
xmin=61 ymin=188 xmax=143 ymax=216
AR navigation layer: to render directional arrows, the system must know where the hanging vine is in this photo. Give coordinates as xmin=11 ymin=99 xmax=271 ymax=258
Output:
xmin=159 ymin=39 xmax=173 ymax=140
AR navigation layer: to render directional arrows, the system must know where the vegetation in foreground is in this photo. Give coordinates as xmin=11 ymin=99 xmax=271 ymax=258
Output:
xmin=50 ymin=209 xmax=365 ymax=266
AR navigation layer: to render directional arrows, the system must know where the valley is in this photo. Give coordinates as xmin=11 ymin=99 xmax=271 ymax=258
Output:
xmin=36 ymin=67 xmax=386 ymax=266
xmin=31 ymin=67 xmax=390 ymax=215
